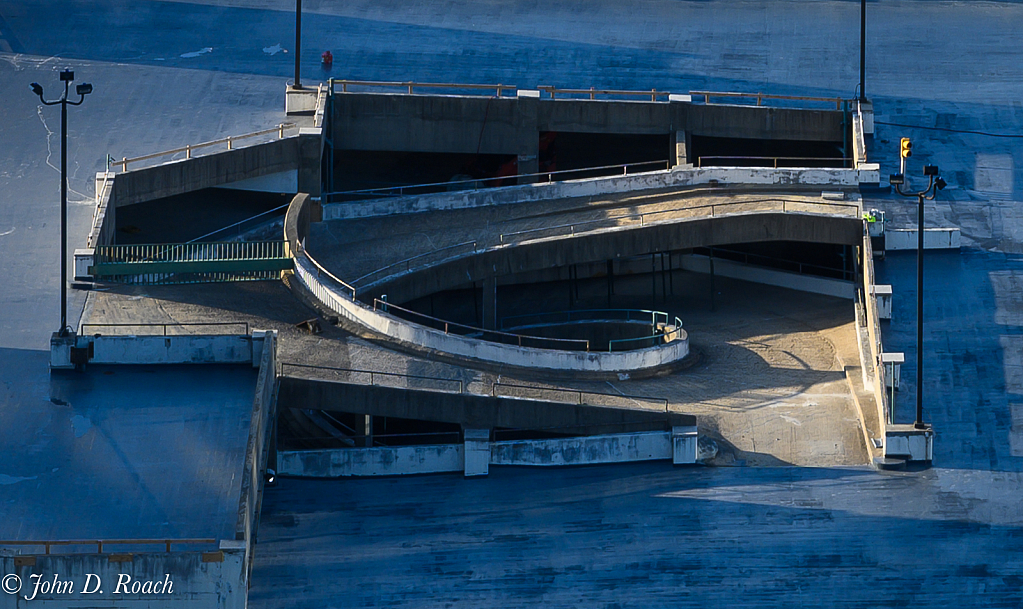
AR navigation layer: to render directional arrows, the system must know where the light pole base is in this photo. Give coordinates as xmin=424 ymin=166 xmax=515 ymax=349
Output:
xmin=49 ymin=331 xmax=76 ymax=370
xmin=286 ymin=84 xmax=317 ymax=115
xmin=885 ymin=423 xmax=934 ymax=463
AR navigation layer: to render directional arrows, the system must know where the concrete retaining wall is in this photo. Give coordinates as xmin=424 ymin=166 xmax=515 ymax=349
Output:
xmin=278 ymin=444 xmax=464 ymax=477
xmin=0 ymin=546 xmax=245 ymax=609
xmin=491 ymin=431 xmax=671 ymax=466
xmin=678 ymin=254 xmax=854 ymax=299
xmin=324 ymin=165 xmax=878 ymax=221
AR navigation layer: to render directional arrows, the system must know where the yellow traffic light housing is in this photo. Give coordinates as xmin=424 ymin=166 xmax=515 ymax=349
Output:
xmin=900 ymin=137 xmax=913 ymax=159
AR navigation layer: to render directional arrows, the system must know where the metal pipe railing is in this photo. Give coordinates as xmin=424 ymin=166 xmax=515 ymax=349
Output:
xmin=499 ymin=198 xmax=861 ymax=244
xmin=536 ymin=86 xmax=670 ymax=101
xmin=281 ymin=362 xmax=464 ymax=393
xmin=350 ymin=241 xmax=478 ymax=288
xmin=79 ymin=321 xmax=250 ymax=336
xmin=697 ymin=156 xmax=851 ymax=168
xmin=112 ymin=123 xmax=296 ymax=172
xmin=372 ymin=299 xmax=591 ymax=352
xmin=690 ymin=90 xmax=851 ymax=110
xmin=491 ymin=382 xmax=669 ymax=412
xmin=323 ymin=160 xmax=670 ymax=203
xmin=329 ymin=79 xmax=516 ymax=97
xmin=0 ymin=539 xmax=217 ymax=555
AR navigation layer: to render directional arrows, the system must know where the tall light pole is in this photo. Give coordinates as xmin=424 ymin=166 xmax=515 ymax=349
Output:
xmin=31 ymin=69 xmax=93 ymax=337
xmin=890 ymin=147 xmax=946 ymax=430
xmin=294 ymin=0 xmax=302 ymax=88
xmin=859 ymin=0 xmax=867 ymax=102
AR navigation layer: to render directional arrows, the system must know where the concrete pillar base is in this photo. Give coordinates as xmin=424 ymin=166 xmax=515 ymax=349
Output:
xmin=286 ymin=84 xmax=318 ymax=115
xmin=464 ymin=428 xmax=491 ymax=477
xmin=885 ymin=424 xmax=933 ymax=462
xmin=50 ymin=332 xmax=76 ymax=370
xmin=672 ymin=425 xmax=698 ymax=465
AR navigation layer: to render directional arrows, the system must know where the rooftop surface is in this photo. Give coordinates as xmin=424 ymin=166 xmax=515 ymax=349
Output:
xmin=3 ymin=0 xmax=1023 ymax=606
xmin=0 ymin=362 xmax=256 ymax=542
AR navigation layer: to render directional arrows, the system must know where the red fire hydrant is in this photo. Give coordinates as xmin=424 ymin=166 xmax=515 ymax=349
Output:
xmin=321 ymin=51 xmax=333 ymax=66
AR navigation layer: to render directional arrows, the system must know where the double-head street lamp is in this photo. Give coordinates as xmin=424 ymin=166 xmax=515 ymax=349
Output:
xmin=31 ymin=69 xmax=93 ymax=337
xmin=889 ymin=139 xmax=946 ymax=430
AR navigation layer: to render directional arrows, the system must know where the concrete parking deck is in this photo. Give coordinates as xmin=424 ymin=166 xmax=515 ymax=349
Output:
xmin=0 ymin=363 xmax=256 ymax=541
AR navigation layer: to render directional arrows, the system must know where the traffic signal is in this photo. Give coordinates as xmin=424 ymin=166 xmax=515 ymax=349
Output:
xmin=900 ymin=137 xmax=913 ymax=159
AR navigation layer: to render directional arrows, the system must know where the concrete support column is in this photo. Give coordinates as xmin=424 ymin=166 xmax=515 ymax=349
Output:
xmin=463 ymin=428 xmax=491 ymax=477
xmin=672 ymin=425 xmax=698 ymax=465
xmin=517 ymin=154 xmax=539 ymax=184
xmin=672 ymin=130 xmax=689 ymax=167
xmin=482 ymin=276 xmax=498 ymax=330
xmin=362 ymin=415 xmax=373 ymax=447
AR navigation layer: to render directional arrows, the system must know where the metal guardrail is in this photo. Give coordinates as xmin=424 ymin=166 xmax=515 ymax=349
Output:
xmin=0 ymin=539 xmax=217 ymax=555
xmin=351 ymin=241 xmax=478 ymax=288
xmin=499 ymin=308 xmax=684 ymax=353
xmin=111 ymin=124 xmax=296 ymax=172
xmin=537 ymin=86 xmax=671 ymax=101
xmin=697 ymin=156 xmax=851 ymax=168
xmin=329 ymin=79 xmax=516 ymax=97
xmin=79 ymin=321 xmax=250 ymax=336
xmin=695 ymin=246 xmax=854 ymax=281
xmin=280 ymin=363 xmax=668 ymax=412
xmin=91 ymin=241 xmax=292 ymax=284
xmin=95 ymin=241 xmax=289 ymax=264
xmin=281 ymin=362 xmax=465 ymax=394
xmin=188 ymin=202 xmax=291 ymax=244
xmin=492 ymin=382 xmax=669 ymax=412
xmin=299 ymin=245 xmax=358 ymax=299
xmin=372 ymin=299 xmax=592 ymax=351
xmin=499 ymin=198 xmax=861 ymax=244
xmin=690 ymin=90 xmax=851 ymax=110
xmin=323 ymin=160 xmax=670 ymax=203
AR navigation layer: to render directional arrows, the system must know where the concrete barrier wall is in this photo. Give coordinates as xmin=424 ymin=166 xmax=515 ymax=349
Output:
xmin=324 ymin=165 xmax=879 ymax=221
xmin=678 ymin=254 xmax=854 ymax=299
xmin=78 ymin=335 xmax=254 ymax=365
xmin=278 ymin=444 xmax=464 ymax=477
xmin=885 ymin=228 xmax=961 ymax=250
xmin=294 ymin=254 xmax=689 ymax=373
xmin=491 ymin=431 xmax=672 ymax=466
xmin=0 ymin=547 xmax=245 ymax=609
xmin=276 ymin=430 xmax=691 ymax=478
xmin=236 ymin=330 xmax=278 ymax=580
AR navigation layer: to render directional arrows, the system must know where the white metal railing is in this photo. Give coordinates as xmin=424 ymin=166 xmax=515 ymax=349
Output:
xmin=111 ymin=123 xmax=297 ymax=172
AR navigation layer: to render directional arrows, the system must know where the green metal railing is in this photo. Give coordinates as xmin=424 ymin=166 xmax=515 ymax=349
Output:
xmin=91 ymin=241 xmax=292 ymax=284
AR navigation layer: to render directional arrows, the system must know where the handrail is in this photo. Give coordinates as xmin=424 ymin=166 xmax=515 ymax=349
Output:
xmin=350 ymin=240 xmax=478 ymax=287
xmin=113 ymin=123 xmax=297 ymax=172
xmin=281 ymin=362 xmax=464 ymax=393
xmin=537 ymin=86 xmax=670 ymax=101
xmin=690 ymin=90 xmax=850 ymax=110
xmin=0 ymin=539 xmax=217 ymax=554
xmin=188 ymin=202 xmax=291 ymax=243
xmin=297 ymin=244 xmax=358 ymax=299
xmin=79 ymin=321 xmax=250 ymax=336
xmin=500 ymin=308 xmax=669 ymax=330
xmin=323 ymin=160 xmax=670 ymax=202
xmin=330 ymin=79 xmax=515 ymax=97
xmin=492 ymin=382 xmax=669 ymax=412
xmin=94 ymin=241 xmax=289 ymax=264
xmin=695 ymin=245 xmax=854 ymax=281
xmin=499 ymin=197 xmax=861 ymax=244
xmin=697 ymin=156 xmax=851 ymax=168
xmin=498 ymin=308 xmax=683 ymax=352
xmin=372 ymin=299 xmax=592 ymax=351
